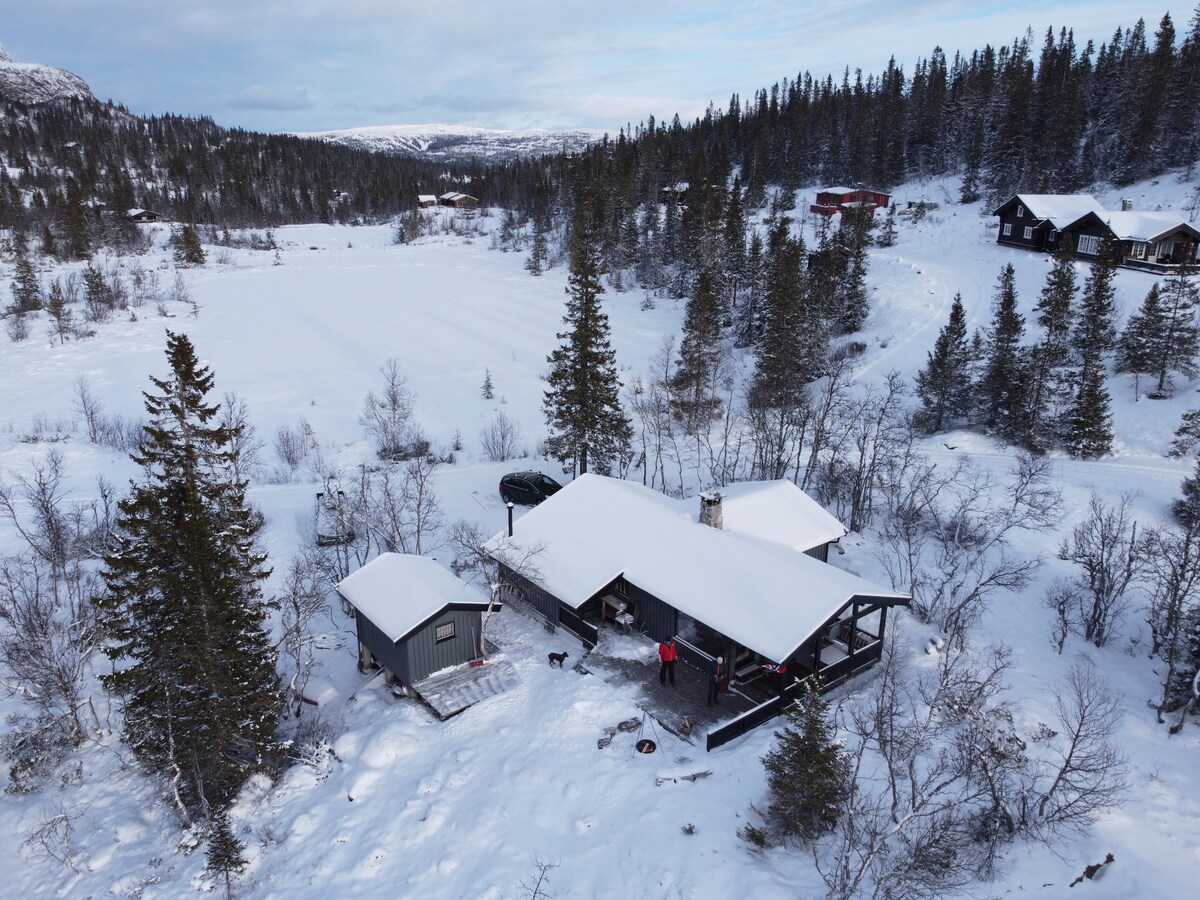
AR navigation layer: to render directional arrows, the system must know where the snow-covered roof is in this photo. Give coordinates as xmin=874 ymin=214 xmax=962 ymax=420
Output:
xmin=700 ymin=480 xmax=847 ymax=551
xmin=336 ymin=553 xmax=488 ymax=643
xmin=818 ymin=186 xmax=856 ymax=195
xmin=417 ymin=194 xmax=437 ymax=203
xmin=1098 ymin=211 xmax=1199 ymax=243
xmin=1008 ymin=194 xmax=1105 ymax=227
xmin=486 ymin=475 xmax=905 ymax=662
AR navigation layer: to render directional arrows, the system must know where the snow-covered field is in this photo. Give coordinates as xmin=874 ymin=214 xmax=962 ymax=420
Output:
xmin=1 ymin=181 xmax=1199 ymax=898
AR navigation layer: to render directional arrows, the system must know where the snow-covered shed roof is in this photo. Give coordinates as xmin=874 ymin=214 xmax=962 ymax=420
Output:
xmin=417 ymin=194 xmax=437 ymax=203
xmin=818 ymin=186 xmax=856 ymax=195
xmin=1001 ymin=194 xmax=1105 ymax=228
xmin=1098 ymin=211 xmax=1200 ymax=243
xmin=337 ymin=553 xmax=488 ymax=643
xmin=486 ymin=475 xmax=906 ymax=662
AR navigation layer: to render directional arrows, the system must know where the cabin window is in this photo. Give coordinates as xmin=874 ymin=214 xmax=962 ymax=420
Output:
xmin=1002 ymin=223 xmax=1012 ymax=236
xmin=1131 ymin=242 xmax=1147 ymax=259
xmin=1016 ymin=206 xmax=1024 ymax=217
xmin=1049 ymin=228 xmax=1059 ymax=241
xmin=1078 ymin=234 xmax=1101 ymax=255
xmin=1157 ymin=241 xmax=1176 ymax=261
xmin=435 ymin=621 xmax=456 ymax=643
xmin=1023 ymin=226 xmax=1034 ymax=240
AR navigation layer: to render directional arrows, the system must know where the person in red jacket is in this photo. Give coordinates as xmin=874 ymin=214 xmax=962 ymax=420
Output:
xmin=658 ymin=638 xmax=677 ymax=686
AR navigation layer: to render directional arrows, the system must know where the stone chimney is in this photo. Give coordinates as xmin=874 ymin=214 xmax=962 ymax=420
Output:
xmin=699 ymin=491 xmax=723 ymax=529
xmin=1121 ymin=198 xmax=1134 ymax=211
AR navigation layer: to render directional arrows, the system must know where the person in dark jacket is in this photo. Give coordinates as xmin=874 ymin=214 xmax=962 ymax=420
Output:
xmin=658 ymin=638 xmax=678 ymax=685
xmin=706 ymin=656 xmax=724 ymax=706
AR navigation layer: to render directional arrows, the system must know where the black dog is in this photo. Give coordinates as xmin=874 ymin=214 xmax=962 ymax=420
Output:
xmin=548 ymin=651 xmax=569 ymax=668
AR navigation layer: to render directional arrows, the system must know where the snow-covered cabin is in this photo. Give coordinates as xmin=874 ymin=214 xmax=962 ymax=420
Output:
xmin=1065 ymin=208 xmax=1200 ymax=273
xmin=416 ymin=194 xmax=437 ymax=208
xmin=337 ymin=553 xmax=490 ymax=689
xmin=486 ymin=475 xmax=908 ymax=744
xmin=811 ymin=186 xmax=891 ymax=217
xmin=437 ymin=191 xmax=479 ymax=209
xmin=992 ymin=194 xmax=1105 ymax=253
xmin=124 ymin=208 xmax=163 ymax=223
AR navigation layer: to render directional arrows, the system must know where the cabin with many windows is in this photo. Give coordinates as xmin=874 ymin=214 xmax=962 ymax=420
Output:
xmin=992 ymin=194 xmax=1105 ymax=253
xmin=1064 ymin=209 xmax=1200 ymax=272
xmin=485 ymin=476 xmax=909 ymax=745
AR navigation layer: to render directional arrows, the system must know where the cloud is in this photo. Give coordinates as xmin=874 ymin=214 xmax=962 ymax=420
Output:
xmin=228 ymin=85 xmax=314 ymax=112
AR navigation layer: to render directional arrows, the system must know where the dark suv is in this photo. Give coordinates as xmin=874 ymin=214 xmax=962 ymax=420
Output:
xmin=499 ymin=471 xmax=563 ymax=505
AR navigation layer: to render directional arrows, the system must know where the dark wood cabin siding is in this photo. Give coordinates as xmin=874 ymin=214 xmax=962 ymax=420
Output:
xmin=404 ymin=608 xmax=481 ymax=682
xmin=617 ymin=579 xmax=677 ymax=641
xmin=804 ymin=542 xmax=831 ymax=563
xmin=355 ymin=609 xmax=410 ymax=683
xmin=499 ymin=564 xmax=560 ymax=625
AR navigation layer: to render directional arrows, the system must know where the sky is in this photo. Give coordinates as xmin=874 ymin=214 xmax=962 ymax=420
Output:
xmin=1 ymin=1 xmax=1164 ymax=135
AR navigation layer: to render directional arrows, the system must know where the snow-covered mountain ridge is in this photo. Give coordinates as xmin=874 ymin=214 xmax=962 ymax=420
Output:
xmin=0 ymin=43 xmax=94 ymax=105
xmin=295 ymin=122 xmax=607 ymax=160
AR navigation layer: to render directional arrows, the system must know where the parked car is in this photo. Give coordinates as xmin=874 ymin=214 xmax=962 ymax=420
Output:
xmin=499 ymin=471 xmax=563 ymax=505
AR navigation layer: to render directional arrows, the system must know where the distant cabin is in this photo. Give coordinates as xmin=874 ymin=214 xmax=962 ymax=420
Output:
xmin=993 ymin=194 xmax=1199 ymax=272
xmin=417 ymin=194 xmax=437 ymax=208
xmin=992 ymin=194 xmax=1105 ymax=253
xmin=438 ymin=192 xmax=479 ymax=209
xmin=337 ymin=553 xmax=490 ymax=690
xmin=124 ymin=208 xmax=163 ymax=223
xmin=811 ymin=186 xmax=891 ymax=217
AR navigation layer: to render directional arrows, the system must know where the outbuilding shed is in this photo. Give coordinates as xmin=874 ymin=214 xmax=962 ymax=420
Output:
xmin=337 ymin=553 xmax=490 ymax=689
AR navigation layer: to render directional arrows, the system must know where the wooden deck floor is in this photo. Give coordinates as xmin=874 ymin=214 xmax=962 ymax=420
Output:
xmin=576 ymin=629 xmax=755 ymax=746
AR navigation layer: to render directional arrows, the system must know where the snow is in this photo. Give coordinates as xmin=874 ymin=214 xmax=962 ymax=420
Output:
xmin=294 ymin=123 xmax=606 ymax=160
xmin=336 ymin=552 xmax=488 ymax=642
xmin=0 ymin=46 xmax=94 ymax=105
xmin=705 ymin=479 xmax=847 ymax=552
xmin=1 ymin=174 xmax=1199 ymax=898
xmin=491 ymin=474 xmax=905 ymax=662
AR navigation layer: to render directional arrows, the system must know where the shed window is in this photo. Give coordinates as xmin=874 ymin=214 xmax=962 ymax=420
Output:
xmin=1017 ymin=206 xmax=1024 ymax=217
xmin=1023 ymin=226 xmax=1034 ymax=240
xmin=435 ymin=621 xmax=456 ymax=643
xmin=1002 ymin=223 xmax=1012 ymax=236
xmin=1078 ymin=234 xmax=1101 ymax=255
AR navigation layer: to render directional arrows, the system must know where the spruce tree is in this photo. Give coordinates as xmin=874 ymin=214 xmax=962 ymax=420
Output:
xmin=1072 ymin=236 xmax=1118 ymax=360
xmin=671 ymin=266 xmax=724 ymax=430
xmin=761 ymin=679 xmax=848 ymax=842
xmin=1064 ymin=357 xmax=1114 ymax=458
xmin=173 ymin=225 xmax=206 ymax=266
xmin=877 ymin=203 xmax=897 ymax=248
xmin=750 ymin=221 xmax=817 ymax=408
xmin=8 ymin=249 xmax=42 ymax=314
xmin=543 ymin=210 xmax=632 ymax=476
xmin=1027 ymin=250 xmax=1079 ymax=450
xmin=914 ymin=293 xmax=972 ymax=432
xmin=1173 ymin=457 xmax=1200 ymax=527
xmin=1150 ymin=263 xmax=1200 ymax=395
xmin=980 ymin=264 xmax=1029 ymax=439
xmin=1117 ymin=283 xmax=1167 ymax=377
xmin=205 ymin=807 xmax=249 ymax=899
xmin=97 ymin=332 xmax=278 ymax=822
xmin=45 ymin=279 xmax=72 ymax=344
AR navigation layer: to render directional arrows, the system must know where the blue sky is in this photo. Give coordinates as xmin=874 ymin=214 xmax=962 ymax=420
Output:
xmin=2 ymin=1 xmax=1159 ymax=134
